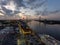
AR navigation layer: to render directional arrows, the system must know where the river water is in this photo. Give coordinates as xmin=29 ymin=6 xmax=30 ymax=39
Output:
xmin=28 ymin=21 xmax=60 ymax=41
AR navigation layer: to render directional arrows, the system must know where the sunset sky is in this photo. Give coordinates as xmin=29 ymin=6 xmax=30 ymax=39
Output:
xmin=0 ymin=0 xmax=60 ymax=20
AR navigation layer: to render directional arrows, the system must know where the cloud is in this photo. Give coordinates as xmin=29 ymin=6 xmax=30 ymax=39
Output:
xmin=0 ymin=0 xmax=46 ymax=16
xmin=14 ymin=0 xmax=25 ymax=7
xmin=23 ymin=0 xmax=46 ymax=9
xmin=48 ymin=10 xmax=60 ymax=15
xmin=46 ymin=12 xmax=60 ymax=20
xmin=0 ymin=0 xmax=20 ymax=15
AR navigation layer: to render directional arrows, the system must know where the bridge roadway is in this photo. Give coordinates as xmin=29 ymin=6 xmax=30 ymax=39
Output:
xmin=0 ymin=20 xmax=45 ymax=45
xmin=17 ymin=20 xmax=45 ymax=45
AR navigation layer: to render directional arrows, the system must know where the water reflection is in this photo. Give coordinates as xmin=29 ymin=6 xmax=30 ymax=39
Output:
xmin=28 ymin=21 xmax=60 ymax=40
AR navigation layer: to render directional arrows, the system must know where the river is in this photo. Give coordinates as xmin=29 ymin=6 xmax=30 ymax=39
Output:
xmin=28 ymin=21 xmax=60 ymax=41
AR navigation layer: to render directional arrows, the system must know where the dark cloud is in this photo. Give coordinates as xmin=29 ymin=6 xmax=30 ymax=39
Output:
xmin=0 ymin=0 xmax=25 ymax=15
xmin=44 ymin=10 xmax=60 ymax=15
xmin=23 ymin=0 xmax=36 ymax=4
xmin=22 ymin=0 xmax=47 ymax=15
xmin=0 ymin=0 xmax=19 ymax=15
xmin=49 ymin=10 xmax=60 ymax=14
xmin=2 ymin=6 xmax=13 ymax=15
xmin=0 ymin=0 xmax=47 ymax=16
xmin=14 ymin=0 xmax=25 ymax=7
xmin=0 ymin=1 xmax=7 ymax=5
xmin=0 ymin=0 xmax=10 ymax=5
xmin=1 ymin=6 xmax=20 ymax=15
xmin=23 ymin=0 xmax=42 ymax=9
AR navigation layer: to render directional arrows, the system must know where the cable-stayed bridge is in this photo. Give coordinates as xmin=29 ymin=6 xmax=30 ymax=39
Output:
xmin=0 ymin=20 xmax=60 ymax=45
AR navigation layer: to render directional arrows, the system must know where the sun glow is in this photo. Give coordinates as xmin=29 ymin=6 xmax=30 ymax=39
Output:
xmin=16 ymin=13 xmax=26 ymax=20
